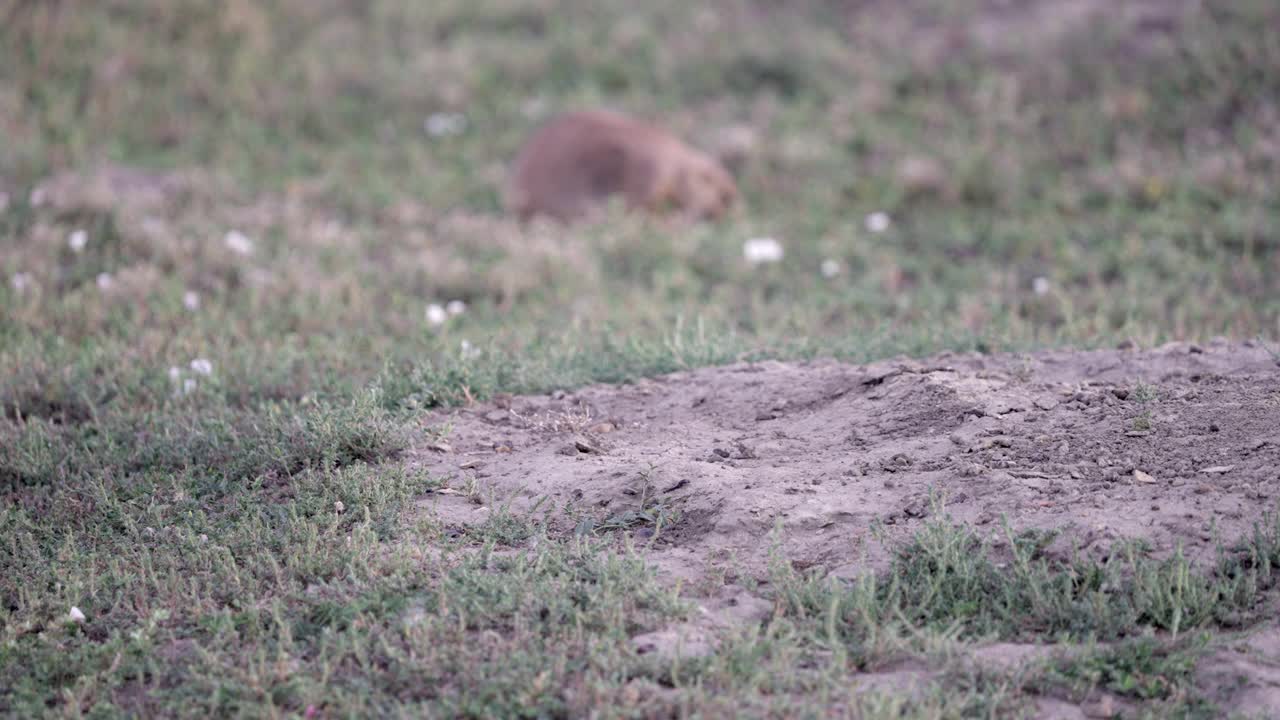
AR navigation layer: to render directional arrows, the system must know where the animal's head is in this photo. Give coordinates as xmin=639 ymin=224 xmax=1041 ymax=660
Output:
xmin=674 ymin=153 xmax=739 ymax=221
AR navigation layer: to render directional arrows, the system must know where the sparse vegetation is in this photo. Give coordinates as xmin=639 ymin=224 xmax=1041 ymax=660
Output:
xmin=3 ymin=0 xmax=1279 ymax=716
xmin=781 ymin=508 xmax=1280 ymax=643
xmin=1044 ymin=635 xmax=1209 ymax=705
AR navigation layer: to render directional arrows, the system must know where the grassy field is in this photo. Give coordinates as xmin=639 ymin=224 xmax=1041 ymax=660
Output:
xmin=2 ymin=0 xmax=1280 ymax=716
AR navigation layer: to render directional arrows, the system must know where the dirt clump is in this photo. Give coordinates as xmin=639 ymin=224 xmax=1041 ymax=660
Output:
xmin=409 ymin=341 xmax=1280 ymax=586
xmin=404 ymin=341 xmax=1280 ymax=713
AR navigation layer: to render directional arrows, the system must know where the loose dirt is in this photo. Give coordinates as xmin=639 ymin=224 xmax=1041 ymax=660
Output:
xmin=411 ymin=341 xmax=1280 ymax=584
xmin=408 ymin=342 xmax=1280 ymax=714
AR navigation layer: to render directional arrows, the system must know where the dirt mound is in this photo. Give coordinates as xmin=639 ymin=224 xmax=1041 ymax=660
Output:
xmin=410 ymin=342 xmax=1280 ymax=583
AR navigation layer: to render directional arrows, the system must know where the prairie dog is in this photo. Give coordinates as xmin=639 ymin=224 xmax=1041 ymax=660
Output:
xmin=505 ymin=109 xmax=738 ymax=223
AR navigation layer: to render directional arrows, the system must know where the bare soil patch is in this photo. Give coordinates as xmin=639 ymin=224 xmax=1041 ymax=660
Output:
xmin=410 ymin=342 xmax=1280 ymax=584
xmin=407 ymin=342 xmax=1280 ymax=714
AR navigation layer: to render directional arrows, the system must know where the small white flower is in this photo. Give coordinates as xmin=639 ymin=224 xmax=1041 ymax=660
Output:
xmin=95 ymin=272 xmax=114 ymax=290
xmin=820 ymin=259 xmax=841 ymax=278
xmin=29 ymin=187 xmax=46 ymax=206
xmin=460 ymin=339 xmax=481 ymax=360
xmin=0 ymin=191 xmax=10 ymax=213
xmin=181 ymin=378 xmax=198 ymax=395
xmin=521 ymin=97 xmax=548 ymax=119
xmin=446 ymin=299 xmax=467 ymax=316
xmin=224 ymin=230 xmax=254 ymax=255
xmin=182 ymin=291 xmax=201 ymax=311
xmin=334 ymin=500 xmax=345 ymax=514
xmin=425 ymin=303 xmax=448 ymax=326
xmin=69 ymin=606 xmax=86 ymax=623
xmin=198 ymin=533 xmax=209 ymax=544
xmin=190 ymin=358 xmax=213 ymax=376
xmin=10 ymin=272 xmax=33 ymax=293
xmin=168 ymin=366 xmax=183 ymax=383
xmin=743 ymin=237 xmax=784 ymax=265
xmin=1032 ymin=276 xmax=1050 ymax=296
xmin=425 ymin=112 xmax=467 ymax=137
xmin=865 ymin=211 xmax=891 ymax=233
xmin=68 ymin=229 xmax=88 ymax=252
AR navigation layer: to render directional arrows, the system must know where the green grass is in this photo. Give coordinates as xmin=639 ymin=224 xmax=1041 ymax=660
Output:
xmin=1043 ymin=635 xmax=1209 ymax=706
xmin=12 ymin=475 xmax=1280 ymax=716
xmin=784 ymin=508 xmax=1280 ymax=644
xmin=3 ymin=0 xmax=1280 ymax=715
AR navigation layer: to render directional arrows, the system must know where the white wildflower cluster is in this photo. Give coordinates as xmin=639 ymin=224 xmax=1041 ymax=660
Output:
xmin=425 ymin=303 xmax=448 ymax=326
xmin=426 ymin=299 xmax=467 ymax=327
xmin=169 ymin=358 xmax=213 ymax=396
xmin=742 ymin=237 xmax=784 ymax=265
xmin=739 ymin=212 xmax=889 ymax=280
xmin=68 ymin=229 xmax=88 ymax=252
xmin=95 ymin=273 xmax=113 ymax=291
xmin=864 ymin=211 xmax=891 ymax=233
xmin=1032 ymin=277 xmax=1050 ymax=296
xmin=183 ymin=290 xmax=201 ymax=311
xmin=10 ymin=272 xmax=34 ymax=294
xmin=190 ymin=358 xmax=213 ymax=376
xmin=224 ymin=230 xmax=254 ymax=256
xmin=521 ymin=97 xmax=548 ymax=120
xmin=425 ymin=112 xmax=467 ymax=138
xmin=459 ymin=339 xmax=481 ymax=361
xmin=802 ymin=212 xmax=889 ymax=280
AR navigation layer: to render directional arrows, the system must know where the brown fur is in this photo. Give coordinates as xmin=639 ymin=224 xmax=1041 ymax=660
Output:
xmin=505 ymin=109 xmax=738 ymax=224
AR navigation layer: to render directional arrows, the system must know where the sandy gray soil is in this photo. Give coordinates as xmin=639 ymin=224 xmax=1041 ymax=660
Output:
xmin=409 ymin=341 xmax=1280 ymax=716
xmin=411 ymin=341 xmax=1279 ymax=581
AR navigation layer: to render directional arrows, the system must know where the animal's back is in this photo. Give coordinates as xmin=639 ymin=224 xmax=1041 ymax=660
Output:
xmin=505 ymin=110 xmax=668 ymax=222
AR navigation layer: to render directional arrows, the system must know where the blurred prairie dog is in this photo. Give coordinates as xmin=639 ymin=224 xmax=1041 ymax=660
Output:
xmin=505 ymin=109 xmax=738 ymax=224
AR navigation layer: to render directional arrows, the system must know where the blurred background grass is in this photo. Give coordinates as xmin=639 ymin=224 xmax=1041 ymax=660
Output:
xmin=2 ymin=0 xmax=1278 ymax=409
xmin=1 ymin=0 xmax=1278 ymax=470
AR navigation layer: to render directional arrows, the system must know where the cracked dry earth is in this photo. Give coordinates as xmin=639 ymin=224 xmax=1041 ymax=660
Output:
xmin=408 ymin=342 xmax=1280 ymax=716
